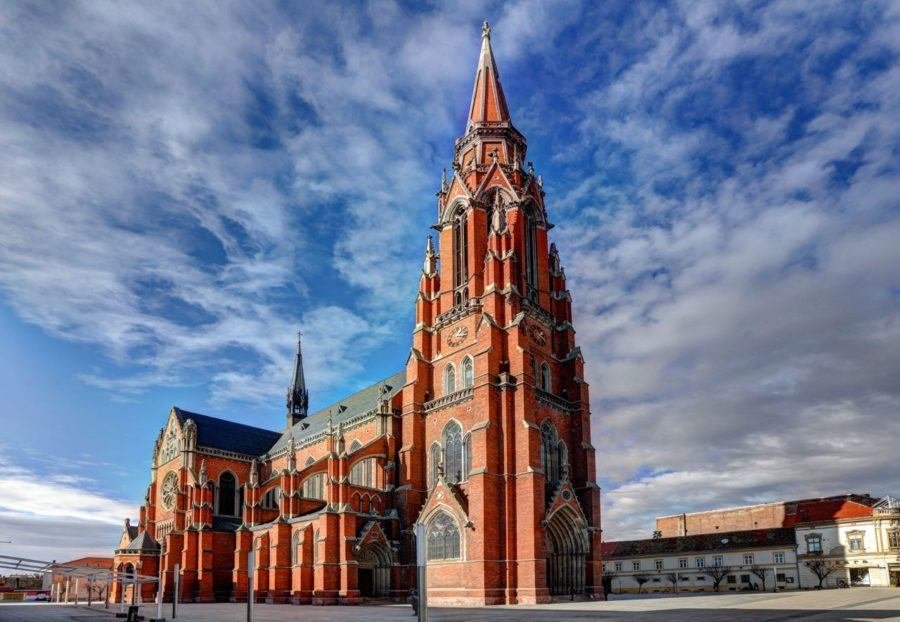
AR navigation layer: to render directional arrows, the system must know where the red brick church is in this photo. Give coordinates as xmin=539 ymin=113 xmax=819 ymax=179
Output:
xmin=112 ymin=22 xmax=603 ymax=606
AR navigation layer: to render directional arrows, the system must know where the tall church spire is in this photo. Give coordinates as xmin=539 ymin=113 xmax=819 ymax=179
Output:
xmin=286 ymin=331 xmax=308 ymax=428
xmin=467 ymin=21 xmax=511 ymax=130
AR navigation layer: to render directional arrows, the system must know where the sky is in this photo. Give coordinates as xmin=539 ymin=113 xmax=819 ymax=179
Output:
xmin=0 ymin=0 xmax=898 ymax=562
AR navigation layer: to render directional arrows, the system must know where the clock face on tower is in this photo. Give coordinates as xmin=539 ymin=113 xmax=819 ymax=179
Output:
xmin=447 ymin=326 xmax=468 ymax=346
xmin=161 ymin=471 xmax=178 ymax=511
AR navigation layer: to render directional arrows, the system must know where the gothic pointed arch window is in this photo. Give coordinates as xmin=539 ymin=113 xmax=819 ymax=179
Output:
xmin=301 ymin=473 xmax=324 ymax=500
xmin=540 ymin=362 xmax=552 ymax=392
xmin=305 ymin=455 xmax=315 ymax=467
xmin=444 ymin=363 xmax=456 ymax=395
xmin=558 ymin=439 xmax=569 ymax=474
xmin=452 ymin=208 xmax=468 ymax=305
xmin=217 ymin=471 xmax=238 ymax=517
xmin=523 ymin=204 xmax=539 ymax=301
xmin=541 ymin=421 xmax=560 ymax=490
xmin=162 ymin=429 xmax=179 ymax=463
xmin=262 ymin=486 xmax=280 ymax=510
xmin=348 ymin=440 xmax=362 ymax=454
xmin=462 ymin=433 xmax=472 ymax=482
xmin=291 ymin=530 xmax=300 ymax=566
xmin=443 ymin=421 xmax=463 ymax=484
xmin=350 ymin=457 xmax=377 ymax=488
xmin=429 ymin=442 xmax=442 ymax=489
xmin=426 ymin=511 xmax=461 ymax=560
xmin=461 ymin=356 xmax=474 ymax=388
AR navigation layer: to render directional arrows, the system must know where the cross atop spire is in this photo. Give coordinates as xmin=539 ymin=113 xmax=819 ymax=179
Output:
xmin=286 ymin=330 xmax=309 ymax=428
xmin=467 ymin=20 xmax=511 ymax=130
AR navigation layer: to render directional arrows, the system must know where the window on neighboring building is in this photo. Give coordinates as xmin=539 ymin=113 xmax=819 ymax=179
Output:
xmin=889 ymin=530 xmax=900 ymax=550
xmin=740 ymin=574 xmax=750 ymax=584
xmin=426 ymin=511 xmax=461 ymax=560
xmin=743 ymin=554 xmax=754 ymax=565
xmin=695 ymin=557 xmax=705 ymax=568
xmin=614 ymin=562 xmax=622 ymax=572
xmin=713 ymin=555 xmax=723 ymax=567
xmin=461 ymin=356 xmax=474 ymax=388
xmin=349 ymin=458 xmax=376 ymax=488
xmin=301 ymin=473 xmax=324 ymax=500
xmin=443 ymin=421 xmax=464 ymax=484
xmin=632 ymin=561 xmax=641 ymax=571
xmin=444 ymin=364 xmax=456 ymax=394
xmin=806 ymin=534 xmax=822 ymax=554
xmin=217 ymin=471 xmax=237 ymax=516
xmin=655 ymin=559 xmax=663 ymax=571
xmin=776 ymin=573 xmax=786 ymax=583
xmin=774 ymin=552 xmax=785 ymax=564
xmin=679 ymin=559 xmax=688 ymax=569
xmin=261 ymin=486 xmax=280 ymax=510
xmin=429 ymin=442 xmax=442 ymax=489
xmin=726 ymin=575 xmax=736 ymax=584
xmin=848 ymin=533 xmax=864 ymax=552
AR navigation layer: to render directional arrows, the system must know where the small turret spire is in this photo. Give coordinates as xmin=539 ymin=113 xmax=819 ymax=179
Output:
xmin=286 ymin=331 xmax=309 ymax=428
xmin=467 ymin=20 xmax=511 ymax=130
xmin=423 ymin=235 xmax=438 ymax=276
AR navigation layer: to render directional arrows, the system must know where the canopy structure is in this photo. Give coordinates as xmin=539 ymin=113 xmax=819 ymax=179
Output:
xmin=0 ymin=554 xmax=159 ymax=585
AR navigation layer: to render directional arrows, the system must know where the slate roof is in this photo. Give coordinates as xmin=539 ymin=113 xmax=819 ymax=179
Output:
xmin=122 ymin=531 xmax=159 ymax=552
xmin=212 ymin=516 xmax=243 ymax=532
xmin=172 ymin=407 xmax=282 ymax=456
xmin=601 ymin=527 xmax=796 ymax=559
xmin=268 ymin=371 xmax=406 ymax=455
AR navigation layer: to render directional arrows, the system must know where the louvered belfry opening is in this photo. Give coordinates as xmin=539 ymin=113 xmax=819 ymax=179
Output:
xmin=546 ymin=507 xmax=588 ymax=596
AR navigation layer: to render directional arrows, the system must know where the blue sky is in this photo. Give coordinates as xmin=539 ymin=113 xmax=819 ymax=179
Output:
xmin=1 ymin=0 xmax=899 ymax=560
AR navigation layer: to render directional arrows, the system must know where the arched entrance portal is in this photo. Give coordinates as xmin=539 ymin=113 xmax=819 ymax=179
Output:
xmin=357 ymin=542 xmax=391 ymax=598
xmin=546 ymin=507 xmax=589 ymax=596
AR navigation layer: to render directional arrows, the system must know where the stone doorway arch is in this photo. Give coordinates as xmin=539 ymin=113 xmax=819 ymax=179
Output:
xmin=357 ymin=541 xmax=391 ymax=598
xmin=545 ymin=506 xmax=588 ymax=596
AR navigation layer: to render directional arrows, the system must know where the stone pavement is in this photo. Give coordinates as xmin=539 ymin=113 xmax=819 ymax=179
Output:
xmin=1 ymin=589 xmax=899 ymax=622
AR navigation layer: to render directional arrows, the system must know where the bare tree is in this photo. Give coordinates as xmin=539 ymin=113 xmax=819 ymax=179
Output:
xmin=632 ymin=573 xmax=651 ymax=594
xmin=747 ymin=566 xmax=768 ymax=591
xmin=804 ymin=558 xmax=844 ymax=589
xmin=90 ymin=581 xmax=106 ymax=602
xmin=703 ymin=565 xmax=731 ymax=592
xmin=664 ymin=571 xmax=679 ymax=594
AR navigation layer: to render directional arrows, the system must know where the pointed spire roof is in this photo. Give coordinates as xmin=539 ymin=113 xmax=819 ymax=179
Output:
xmin=467 ymin=21 xmax=511 ymax=130
xmin=286 ymin=331 xmax=308 ymax=426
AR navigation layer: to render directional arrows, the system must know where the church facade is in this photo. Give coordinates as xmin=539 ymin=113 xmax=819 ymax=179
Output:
xmin=112 ymin=23 xmax=603 ymax=606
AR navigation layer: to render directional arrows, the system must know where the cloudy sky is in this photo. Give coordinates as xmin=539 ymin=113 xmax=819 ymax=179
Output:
xmin=1 ymin=0 xmax=898 ymax=560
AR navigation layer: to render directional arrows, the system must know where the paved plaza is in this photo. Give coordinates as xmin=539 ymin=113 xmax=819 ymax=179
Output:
xmin=2 ymin=589 xmax=900 ymax=622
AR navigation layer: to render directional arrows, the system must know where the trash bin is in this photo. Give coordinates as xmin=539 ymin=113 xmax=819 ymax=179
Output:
xmin=126 ymin=605 xmax=140 ymax=622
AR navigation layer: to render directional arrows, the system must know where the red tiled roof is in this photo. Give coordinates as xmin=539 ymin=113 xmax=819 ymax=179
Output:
xmin=57 ymin=557 xmax=114 ymax=569
xmin=784 ymin=497 xmax=875 ymax=525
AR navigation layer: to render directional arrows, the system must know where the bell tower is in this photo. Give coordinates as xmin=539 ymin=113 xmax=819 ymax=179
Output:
xmin=400 ymin=22 xmax=602 ymax=605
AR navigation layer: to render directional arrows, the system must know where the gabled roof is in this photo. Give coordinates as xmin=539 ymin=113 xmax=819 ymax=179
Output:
xmin=122 ymin=531 xmax=159 ymax=552
xmin=172 ymin=408 xmax=281 ymax=456
xmin=602 ymin=527 xmax=796 ymax=559
xmin=268 ymin=371 xmax=406 ymax=455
